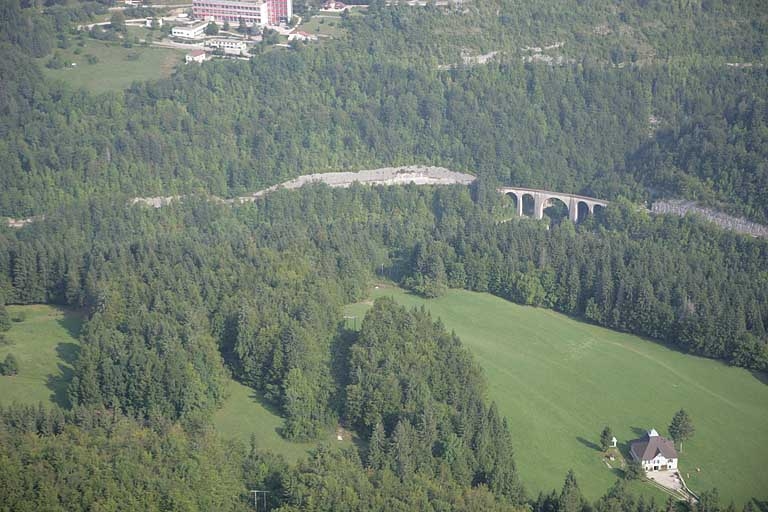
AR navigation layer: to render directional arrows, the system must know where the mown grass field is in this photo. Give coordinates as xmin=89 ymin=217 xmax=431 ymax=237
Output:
xmin=300 ymin=15 xmax=347 ymax=39
xmin=213 ymin=379 xmax=357 ymax=461
xmin=38 ymin=41 xmax=183 ymax=93
xmin=345 ymin=287 xmax=768 ymax=504
xmin=0 ymin=305 xmax=82 ymax=407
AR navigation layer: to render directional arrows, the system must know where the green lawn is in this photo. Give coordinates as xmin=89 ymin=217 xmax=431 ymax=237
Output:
xmin=300 ymin=15 xmax=347 ymax=39
xmin=345 ymin=286 xmax=768 ymax=505
xmin=0 ymin=305 xmax=82 ymax=408
xmin=39 ymin=41 xmax=183 ymax=93
xmin=214 ymin=379 xmax=358 ymax=461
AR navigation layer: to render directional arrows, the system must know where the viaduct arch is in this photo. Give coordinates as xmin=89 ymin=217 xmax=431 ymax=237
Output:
xmin=498 ymin=187 xmax=609 ymax=222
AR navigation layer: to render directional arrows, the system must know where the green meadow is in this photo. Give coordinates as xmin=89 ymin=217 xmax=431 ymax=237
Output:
xmin=213 ymin=378 xmax=357 ymax=460
xmin=38 ymin=41 xmax=183 ymax=93
xmin=345 ymin=287 xmax=768 ymax=504
xmin=0 ymin=305 xmax=82 ymax=408
xmin=300 ymin=15 xmax=347 ymax=39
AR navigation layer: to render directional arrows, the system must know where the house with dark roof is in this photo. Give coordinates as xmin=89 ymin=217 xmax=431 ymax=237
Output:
xmin=629 ymin=428 xmax=678 ymax=471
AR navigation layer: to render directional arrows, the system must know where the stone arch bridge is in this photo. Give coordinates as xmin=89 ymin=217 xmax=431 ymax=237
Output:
xmin=498 ymin=187 xmax=609 ymax=222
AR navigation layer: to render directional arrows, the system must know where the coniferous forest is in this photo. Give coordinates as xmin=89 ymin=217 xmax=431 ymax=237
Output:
xmin=1 ymin=0 xmax=767 ymax=509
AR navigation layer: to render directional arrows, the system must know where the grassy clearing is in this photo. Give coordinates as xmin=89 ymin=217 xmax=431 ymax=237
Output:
xmin=300 ymin=15 xmax=347 ymax=39
xmin=0 ymin=305 xmax=82 ymax=408
xmin=213 ymin=379 xmax=357 ymax=461
xmin=345 ymin=286 xmax=768 ymax=504
xmin=38 ymin=40 xmax=183 ymax=93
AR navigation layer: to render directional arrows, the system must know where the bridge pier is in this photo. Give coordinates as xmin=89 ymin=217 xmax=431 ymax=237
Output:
xmin=569 ymin=198 xmax=579 ymax=222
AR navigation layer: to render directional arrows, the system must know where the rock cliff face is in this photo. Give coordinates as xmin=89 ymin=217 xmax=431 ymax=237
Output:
xmin=125 ymin=166 xmax=477 ymax=209
xmin=651 ymin=200 xmax=768 ymax=238
xmin=246 ymin=166 xmax=476 ymax=199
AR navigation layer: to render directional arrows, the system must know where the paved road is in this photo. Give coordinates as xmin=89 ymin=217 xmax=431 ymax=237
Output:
xmin=78 ymin=18 xmax=147 ymax=30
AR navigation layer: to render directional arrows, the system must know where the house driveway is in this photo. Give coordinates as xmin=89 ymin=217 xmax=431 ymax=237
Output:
xmin=646 ymin=470 xmax=683 ymax=491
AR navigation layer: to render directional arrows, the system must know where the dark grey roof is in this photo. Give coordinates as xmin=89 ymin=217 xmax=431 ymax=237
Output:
xmin=629 ymin=431 xmax=678 ymax=461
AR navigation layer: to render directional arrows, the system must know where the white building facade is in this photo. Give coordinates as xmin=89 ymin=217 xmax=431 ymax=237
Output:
xmin=642 ymin=452 xmax=678 ymax=472
xmin=172 ymin=21 xmax=209 ymax=39
xmin=205 ymin=39 xmax=248 ymax=54
xmin=193 ymin=0 xmax=269 ymax=26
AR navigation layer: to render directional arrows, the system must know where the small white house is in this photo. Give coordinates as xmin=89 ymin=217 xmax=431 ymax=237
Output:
xmin=610 ymin=436 xmax=617 ymax=448
xmin=172 ymin=21 xmax=208 ymax=40
xmin=185 ymin=49 xmax=207 ymax=64
xmin=629 ymin=428 xmax=678 ymax=471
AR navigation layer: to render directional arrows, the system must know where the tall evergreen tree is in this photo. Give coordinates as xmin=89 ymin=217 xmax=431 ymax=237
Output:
xmin=367 ymin=421 xmax=387 ymax=470
xmin=559 ymin=470 xmax=586 ymax=512
xmin=600 ymin=425 xmax=613 ymax=451
xmin=669 ymin=409 xmax=695 ymax=452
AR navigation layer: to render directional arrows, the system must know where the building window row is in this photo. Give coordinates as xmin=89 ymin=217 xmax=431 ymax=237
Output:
xmin=195 ymin=4 xmax=261 ymax=9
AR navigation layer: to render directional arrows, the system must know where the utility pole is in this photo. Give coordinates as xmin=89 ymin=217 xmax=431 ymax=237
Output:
xmin=250 ymin=490 xmax=269 ymax=511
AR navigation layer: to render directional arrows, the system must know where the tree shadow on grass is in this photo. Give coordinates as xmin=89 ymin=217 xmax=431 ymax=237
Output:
xmin=609 ymin=466 xmax=625 ymax=479
xmin=617 ymin=440 xmax=635 ymax=461
xmin=247 ymin=390 xmax=284 ymax=418
xmin=47 ymin=363 xmax=74 ymax=408
xmin=630 ymin=426 xmax=647 ymax=437
xmin=576 ymin=436 xmax=601 ymax=452
xmin=244 ymin=389 xmax=294 ymax=440
xmin=749 ymin=370 xmax=768 ymax=386
xmin=45 ymin=342 xmax=81 ymax=408
xmin=56 ymin=342 xmax=80 ymax=365
xmin=56 ymin=310 xmax=83 ymax=340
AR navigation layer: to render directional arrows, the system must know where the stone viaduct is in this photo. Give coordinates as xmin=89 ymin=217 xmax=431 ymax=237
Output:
xmin=498 ymin=187 xmax=609 ymax=222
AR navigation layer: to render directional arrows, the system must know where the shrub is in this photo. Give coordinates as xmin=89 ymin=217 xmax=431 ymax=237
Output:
xmin=1 ymin=354 xmax=19 ymax=376
xmin=624 ymin=460 xmax=644 ymax=480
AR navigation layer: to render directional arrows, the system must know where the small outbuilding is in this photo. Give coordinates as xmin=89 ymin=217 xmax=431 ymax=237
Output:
xmin=629 ymin=428 xmax=678 ymax=471
xmin=610 ymin=436 xmax=617 ymax=448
